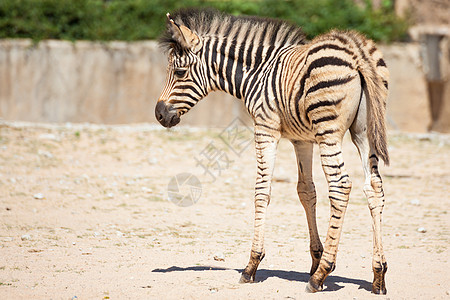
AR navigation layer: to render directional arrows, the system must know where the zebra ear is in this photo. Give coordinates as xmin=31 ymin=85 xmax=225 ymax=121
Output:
xmin=167 ymin=13 xmax=202 ymax=53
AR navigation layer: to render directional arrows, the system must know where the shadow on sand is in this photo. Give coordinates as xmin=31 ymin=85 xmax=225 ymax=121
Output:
xmin=152 ymin=265 xmax=372 ymax=292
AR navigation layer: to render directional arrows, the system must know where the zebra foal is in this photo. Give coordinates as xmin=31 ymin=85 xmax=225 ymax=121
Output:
xmin=155 ymin=8 xmax=389 ymax=294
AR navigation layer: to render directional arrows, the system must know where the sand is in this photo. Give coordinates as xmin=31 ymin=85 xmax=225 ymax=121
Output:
xmin=0 ymin=121 xmax=449 ymax=299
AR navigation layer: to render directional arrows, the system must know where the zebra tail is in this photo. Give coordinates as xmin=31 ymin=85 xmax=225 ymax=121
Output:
xmin=358 ymin=46 xmax=390 ymax=166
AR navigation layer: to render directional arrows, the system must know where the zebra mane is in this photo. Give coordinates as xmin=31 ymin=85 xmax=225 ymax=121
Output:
xmin=159 ymin=8 xmax=306 ymax=53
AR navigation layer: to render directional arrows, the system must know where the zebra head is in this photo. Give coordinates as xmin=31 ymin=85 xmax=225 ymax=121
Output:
xmin=155 ymin=13 xmax=208 ymax=128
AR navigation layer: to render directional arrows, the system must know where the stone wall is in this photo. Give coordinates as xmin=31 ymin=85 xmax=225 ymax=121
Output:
xmin=0 ymin=39 xmax=434 ymax=131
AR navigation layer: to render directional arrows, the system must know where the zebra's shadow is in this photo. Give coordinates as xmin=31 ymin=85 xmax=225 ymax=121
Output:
xmin=151 ymin=265 xmax=372 ymax=292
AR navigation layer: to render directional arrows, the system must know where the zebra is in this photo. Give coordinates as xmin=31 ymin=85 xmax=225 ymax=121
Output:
xmin=155 ymin=8 xmax=389 ymax=294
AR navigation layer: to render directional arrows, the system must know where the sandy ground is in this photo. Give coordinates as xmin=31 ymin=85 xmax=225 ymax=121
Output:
xmin=0 ymin=121 xmax=449 ymax=299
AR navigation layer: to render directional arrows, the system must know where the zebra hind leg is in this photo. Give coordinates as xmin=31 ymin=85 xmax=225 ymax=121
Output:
xmin=292 ymin=141 xmax=323 ymax=275
xmin=350 ymin=123 xmax=388 ymax=295
xmin=306 ymin=140 xmax=351 ymax=293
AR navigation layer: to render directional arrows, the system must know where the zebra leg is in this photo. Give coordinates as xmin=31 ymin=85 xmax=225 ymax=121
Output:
xmin=292 ymin=141 xmax=323 ymax=275
xmin=350 ymin=122 xmax=388 ymax=294
xmin=366 ymin=156 xmax=387 ymax=294
xmin=306 ymin=141 xmax=351 ymax=293
xmin=239 ymin=128 xmax=280 ymax=283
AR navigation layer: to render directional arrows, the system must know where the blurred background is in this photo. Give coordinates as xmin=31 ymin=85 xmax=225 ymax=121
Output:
xmin=0 ymin=0 xmax=448 ymax=132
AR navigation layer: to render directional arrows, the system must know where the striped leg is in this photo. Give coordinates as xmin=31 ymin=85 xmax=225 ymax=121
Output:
xmin=306 ymin=140 xmax=351 ymax=292
xmin=350 ymin=122 xmax=388 ymax=294
xmin=240 ymin=127 xmax=280 ymax=283
xmin=366 ymin=155 xmax=387 ymax=294
xmin=292 ymin=141 xmax=323 ymax=275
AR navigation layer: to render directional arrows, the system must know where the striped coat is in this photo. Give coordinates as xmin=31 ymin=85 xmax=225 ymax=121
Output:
xmin=156 ymin=8 xmax=389 ymax=294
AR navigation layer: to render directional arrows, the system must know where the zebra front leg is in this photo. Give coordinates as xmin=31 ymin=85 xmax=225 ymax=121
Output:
xmin=292 ymin=141 xmax=323 ymax=275
xmin=306 ymin=141 xmax=351 ymax=292
xmin=239 ymin=127 xmax=280 ymax=283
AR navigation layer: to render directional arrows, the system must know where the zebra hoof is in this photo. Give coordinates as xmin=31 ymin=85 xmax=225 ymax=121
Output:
xmin=239 ymin=273 xmax=253 ymax=284
xmin=305 ymin=280 xmax=323 ymax=293
xmin=372 ymin=286 xmax=387 ymax=295
xmin=372 ymin=275 xmax=387 ymax=295
xmin=372 ymin=262 xmax=387 ymax=294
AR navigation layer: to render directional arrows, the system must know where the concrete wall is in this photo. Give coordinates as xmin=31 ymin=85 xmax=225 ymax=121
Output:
xmin=380 ymin=44 xmax=431 ymax=132
xmin=0 ymin=39 xmax=433 ymax=131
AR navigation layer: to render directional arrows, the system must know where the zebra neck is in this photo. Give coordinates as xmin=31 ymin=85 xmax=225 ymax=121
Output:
xmin=205 ymin=36 xmax=292 ymax=106
xmin=206 ymin=36 xmax=260 ymax=101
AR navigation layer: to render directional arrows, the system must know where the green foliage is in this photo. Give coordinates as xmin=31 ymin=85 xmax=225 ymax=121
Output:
xmin=0 ymin=0 xmax=409 ymax=43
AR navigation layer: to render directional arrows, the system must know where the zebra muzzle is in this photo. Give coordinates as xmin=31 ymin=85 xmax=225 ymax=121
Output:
xmin=155 ymin=101 xmax=180 ymax=128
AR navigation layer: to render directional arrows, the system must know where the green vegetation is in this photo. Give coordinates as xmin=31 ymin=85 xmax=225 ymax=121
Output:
xmin=0 ymin=0 xmax=408 ymax=43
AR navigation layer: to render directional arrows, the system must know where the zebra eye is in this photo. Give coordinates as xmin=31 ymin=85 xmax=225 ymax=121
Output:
xmin=174 ymin=69 xmax=187 ymax=78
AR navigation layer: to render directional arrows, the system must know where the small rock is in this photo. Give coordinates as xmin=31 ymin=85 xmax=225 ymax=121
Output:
xmin=209 ymin=287 xmax=218 ymax=293
xmin=417 ymin=227 xmax=427 ymax=233
xmin=21 ymin=234 xmax=32 ymax=241
xmin=116 ymin=231 xmax=124 ymax=237
xmin=38 ymin=150 xmax=53 ymax=159
xmin=360 ymin=254 xmax=366 ymax=258
xmin=107 ymin=192 xmax=114 ymax=199
xmin=289 ymin=237 xmax=295 ymax=242
xmin=126 ymin=180 xmax=135 ymax=186
xmin=410 ymin=199 xmax=420 ymax=206
xmin=94 ymin=232 xmax=102 ymax=237
xmin=33 ymin=193 xmax=44 ymax=200
xmin=213 ymin=252 xmax=225 ymax=261
xmin=9 ymin=178 xmax=16 ymax=184
xmin=141 ymin=187 xmax=153 ymax=193
xmin=148 ymin=158 xmax=158 ymax=165
xmin=3 ymin=237 xmax=13 ymax=242
xmin=38 ymin=133 xmax=59 ymax=142
xmin=269 ymin=264 xmax=274 ymax=268
xmin=72 ymin=241 xmax=76 ymax=245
